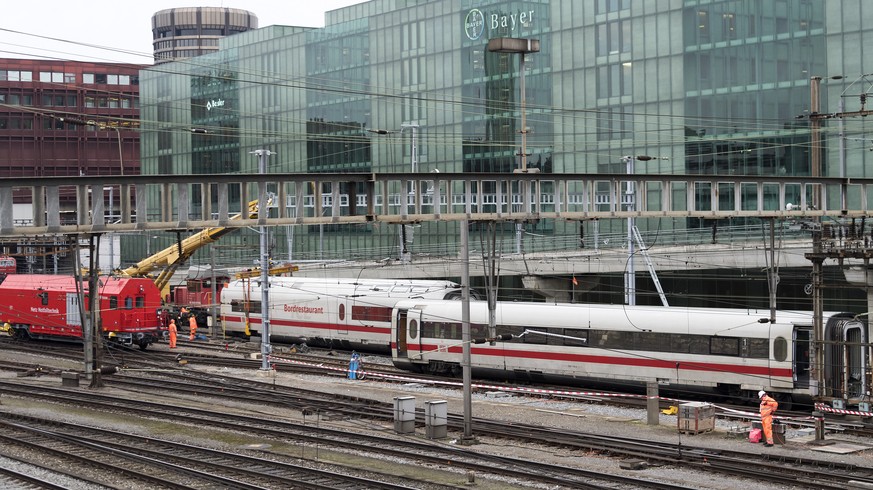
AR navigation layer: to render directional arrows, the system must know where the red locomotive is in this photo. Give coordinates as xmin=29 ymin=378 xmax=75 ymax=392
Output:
xmin=0 ymin=274 xmax=164 ymax=349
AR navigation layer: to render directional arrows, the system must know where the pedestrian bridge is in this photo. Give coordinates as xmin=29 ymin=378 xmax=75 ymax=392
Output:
xmin=1 ymin=172 xmax=871 ymax=237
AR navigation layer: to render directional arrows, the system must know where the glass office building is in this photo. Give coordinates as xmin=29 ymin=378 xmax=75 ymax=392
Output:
xmin=138 ymin=0 xmax=873 ymax=304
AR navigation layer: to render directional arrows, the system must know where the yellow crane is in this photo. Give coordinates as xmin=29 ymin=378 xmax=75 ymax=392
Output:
xmin=234 ymin=263 xmax=298 ymax=279
xmin=119 ymin=197 xmax=269 ymax=298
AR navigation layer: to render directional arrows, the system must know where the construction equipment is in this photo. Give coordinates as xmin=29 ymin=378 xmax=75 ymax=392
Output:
xmin=119 ymin=197 xmax=270 ymax=299
xmin=234 ymin=263 xmax=298 ymax=280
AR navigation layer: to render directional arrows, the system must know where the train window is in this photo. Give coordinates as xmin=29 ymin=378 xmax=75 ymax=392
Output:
xmin=592 ymin=330 xmax=633 ymax=349
xmin=497 ymin=325 xmax=524 ymax=341
xmin=409 ymin=319 xmax=418 ymax=339
xmin=524 ymin=328 xmax=548 ymax=344
xmin=564 ymin=329 xmax=588 ymax=347
xmin=352 ymin=305 xmax=391 ymax=323
xmin=136 ymin=297 xmax=144 ymax=308
xmin=773 ymin=337 xmax=787 ymax=361
xmin=232 ymin=300 xmax=261 ymax=314
xmin=710 ymin=337 xmax=739 ymax=356
xmin=746 ymin=338 xmax=770 ymax=359
xmin=471 ymin=323 xmax=489 ymax=339
xmin=430 ymin=321 xmax=463 ymax=340
xmin=689 ymin=336 xmax=709 ymax=354
xmin=671 ymin=334 xmax=691 ymax=353
xmin=125 ymin=297 xmax=133 ymax=309
xmin=339 ymin=303 xmax=345 ymax=321
xmin=635 ymin=332 xmax=671 ymax=352
xmin=109 ymin=296 xmax=118 ymax=310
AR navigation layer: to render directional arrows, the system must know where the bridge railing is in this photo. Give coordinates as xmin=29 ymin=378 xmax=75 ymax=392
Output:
xmin=0 ymin=172 xmax=869 ymax=237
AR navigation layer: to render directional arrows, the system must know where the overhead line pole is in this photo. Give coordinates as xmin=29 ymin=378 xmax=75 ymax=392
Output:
xmin=252 ymin=149 xmax=274 ymax=371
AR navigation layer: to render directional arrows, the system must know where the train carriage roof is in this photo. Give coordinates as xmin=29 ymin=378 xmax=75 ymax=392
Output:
xmin=0 ymin=274 xmax=150 ymax=295
xmin=398 ymin=299 xmax=855 ymax=335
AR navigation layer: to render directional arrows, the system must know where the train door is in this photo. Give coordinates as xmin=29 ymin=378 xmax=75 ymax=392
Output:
xmin=793 ymin=327 xmax=811 ymax=389
xmin=66 ymin=293 xmax=81 ymax=328
xmin=395 ymin=308 xmax=409 ymax=358
xmin=394 ymin=307 xmax=422 ymax=360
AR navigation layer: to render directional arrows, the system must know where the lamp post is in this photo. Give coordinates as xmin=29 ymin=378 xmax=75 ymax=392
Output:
xmin=487 ymin=37 xmax=540 ymax=254
xmin=367 ymin=125 xmax=419 ymax=262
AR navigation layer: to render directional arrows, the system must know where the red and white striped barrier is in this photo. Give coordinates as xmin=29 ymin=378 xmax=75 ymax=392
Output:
xmin=815 ymin=402 xmax=873 ymax=417
xmin=265 ymin=355 xmax=838 ymax=422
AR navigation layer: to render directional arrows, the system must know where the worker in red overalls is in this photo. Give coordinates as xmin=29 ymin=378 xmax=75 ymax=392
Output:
xmin=188 ymin=314 xmax=198 ymax=341
xmin=168 ymin=319 xmax=177 ymax=348
xmin=758 ymin=390 xmax=779 ymax=447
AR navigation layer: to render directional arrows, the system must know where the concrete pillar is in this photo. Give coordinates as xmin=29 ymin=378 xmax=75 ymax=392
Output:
xmin=647 ymin=381 xmax=660 ymax=426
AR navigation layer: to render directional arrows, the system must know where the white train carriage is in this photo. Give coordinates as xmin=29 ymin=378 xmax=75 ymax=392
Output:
xmin=220 ymin=277 xmax=466 ymax=352
xmin=391 ymin=300 xmax=866 ymax=408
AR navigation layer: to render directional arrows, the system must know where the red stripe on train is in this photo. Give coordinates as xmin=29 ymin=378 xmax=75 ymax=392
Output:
xmin=408 ymin=343 xmax=793 ymax=378
xmin=223 ymin=315 xmax=391 ymax=335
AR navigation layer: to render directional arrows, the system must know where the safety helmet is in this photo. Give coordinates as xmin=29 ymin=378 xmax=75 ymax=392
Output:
xmin=758 ymin=390 xmax=766 ymax=398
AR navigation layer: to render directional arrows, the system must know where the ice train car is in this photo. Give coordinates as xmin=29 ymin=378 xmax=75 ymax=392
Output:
xmin=0 ymin=274 xmax=165 ymax=349
xmin=391 ymin=300 xmax=869 ymax=409
xmin=220 ymin=277 xmax=470 ymax=353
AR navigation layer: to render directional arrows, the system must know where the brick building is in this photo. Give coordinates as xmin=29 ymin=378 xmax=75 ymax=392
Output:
xmin=0 ymin=59 xmax=143 ymax=184
xmin=0 ymin=59 xmax=144 ymax=272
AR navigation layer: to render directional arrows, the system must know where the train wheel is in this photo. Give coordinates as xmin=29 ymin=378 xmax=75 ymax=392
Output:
xmin=137 ymin=340 xmax=150 ymax=351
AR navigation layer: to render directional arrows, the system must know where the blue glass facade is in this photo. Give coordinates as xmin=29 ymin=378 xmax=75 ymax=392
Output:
xmin=138 ymin=0 xmax=873 ymax=275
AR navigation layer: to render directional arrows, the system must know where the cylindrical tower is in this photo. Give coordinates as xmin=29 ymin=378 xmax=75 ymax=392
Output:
xmin=151 ymin=7 xmax=258 ymax=64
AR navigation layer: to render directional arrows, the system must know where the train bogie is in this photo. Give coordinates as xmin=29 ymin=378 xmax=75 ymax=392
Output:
xmin=391 ymin=300 xmax=869 ymax=410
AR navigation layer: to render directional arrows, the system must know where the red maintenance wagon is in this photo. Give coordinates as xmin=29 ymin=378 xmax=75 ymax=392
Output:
xmin=0 ymin=274 xmax=164 ymax=349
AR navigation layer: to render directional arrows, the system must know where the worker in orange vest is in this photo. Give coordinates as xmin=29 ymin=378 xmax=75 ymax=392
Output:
xmin=188 ymin=314 xmax=198 ymax=341
xmin=168 ymin=319 xmax=177 ymax=348
xmin=758 ymin=390 xmax=779 ymax=447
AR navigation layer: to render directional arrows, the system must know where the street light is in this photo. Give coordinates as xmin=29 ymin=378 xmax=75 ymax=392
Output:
xmin=487 ymin=37 xmax=541 ymax=254
xmin=366 ymin=125 xmax=419 ymax=262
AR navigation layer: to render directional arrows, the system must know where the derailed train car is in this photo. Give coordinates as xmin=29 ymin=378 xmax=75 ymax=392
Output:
xmin=220 ymin=277 xmax=469 ymax=353
xmin=391 ymin=299 xmax=870 ymax=410
xmin=0 ymin=274 xmax=164 ymax=349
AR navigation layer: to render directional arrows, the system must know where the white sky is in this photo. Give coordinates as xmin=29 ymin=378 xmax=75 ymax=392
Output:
xmin=0 ymin=0 xmax=365 ymax=65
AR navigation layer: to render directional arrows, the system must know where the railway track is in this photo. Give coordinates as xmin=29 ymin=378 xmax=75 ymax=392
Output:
xmin=0 ymin=415 xmax=425 ymax=490
xmin=2 ymin=363 xmax=873 ymax=489
xmin=4 ymin=335 xmax=872 ymax=439
xmin=0 ymin=380 xmax=700 ymax=489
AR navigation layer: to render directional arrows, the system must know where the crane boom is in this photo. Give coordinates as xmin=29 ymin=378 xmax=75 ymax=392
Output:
xmin=120 ymin=198 xmax=268 ymax=295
